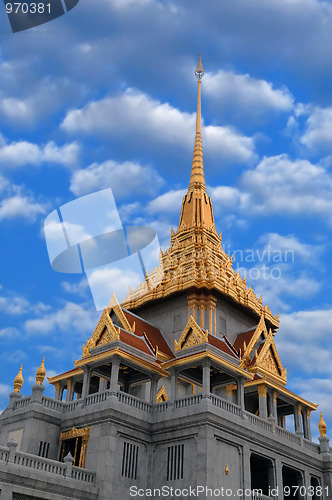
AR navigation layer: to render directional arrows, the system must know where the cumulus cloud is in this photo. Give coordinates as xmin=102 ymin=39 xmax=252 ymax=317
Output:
xmin=0 ymin=286 xmax=50 ymax=316
xmin=0 ymin=383 xmax=12 ymax=396
xmin=70 ymin=160 xmax=164 ymax=199
xmin=298 ymin=106 xmax=332 ymax=154
xmin=62 ymin=89 xmax=256 ymax=165
xmin=25 ymin=302 xmax=98 ymax=335
xmin=204 ymin=70 xmax=293 ymax=117
xmin=256 ymin=233 xmax=324 ymax=264
xmin=0 ymin=136 xmax=79 ymax=168
xmin=0 ymin=195 xmax=47 ymax=221
xmin=147 ymin=189 xmax=186 ymax=215
xmin=240 ymin=155 xmax=332 ymax=217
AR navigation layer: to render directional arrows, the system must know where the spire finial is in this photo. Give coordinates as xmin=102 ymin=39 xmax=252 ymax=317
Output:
xmin=195 ymin=53 xmax=204 ymax=80
xmin=319 ymin=411 xmax=327 ymax=437
xmin=13 ymin=364 xmax=23 ymax=392
xmin=188 ymin=54 xmax=206 ymax=191
xmin=36 ymin=356 xmax=46 ymax=385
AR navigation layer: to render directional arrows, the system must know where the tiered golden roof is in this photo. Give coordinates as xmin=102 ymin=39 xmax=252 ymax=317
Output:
xmin=122 ymin=55 xmax=278 ymax=329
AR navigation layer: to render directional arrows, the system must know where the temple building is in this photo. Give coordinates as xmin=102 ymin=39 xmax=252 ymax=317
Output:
xmin=0 ymin=56 xmax=331 ymax=500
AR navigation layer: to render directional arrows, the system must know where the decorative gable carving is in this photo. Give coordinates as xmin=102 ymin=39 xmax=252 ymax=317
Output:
xmin=238 ymin=314 xmax=287 ymax=383
xmin=157 ymin=385 xmax=168 ymax=402
xmin=174 ymin=316 xmax=208 ymax=351
xmin=82 ymin=308 xmax=120 ymax=358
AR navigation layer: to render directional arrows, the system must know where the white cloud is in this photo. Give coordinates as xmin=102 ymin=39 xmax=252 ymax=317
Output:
xmin=25 ymin=302 xmax=98 ymax=335
xmin=0 ymin=327 xmax=21 ymax=338
xmin=62 ymin=279 xmax=89 ymax=296
xmin=299 ymin=106 xmax=332 ymax=154
xmin=256 ymin=233 xmax=324 ymax=263
xmin=87 ymin=265 xmax=143 ymax=308
xmin=62 ymin=89 xmax=256 ymax=164
xmin=147 ymin=189 xmax=186 ymax=215
xmin=0 ymin=137 xmax=79 ymax=168
xmin=0 ymin=383 xmax=11 ymax=396
xmin=0 ymin=195 xmax=47 ymax=221
xmin=204 ymin=70 xmax=293 ymax=116
xmin=240 ymin=155 xmax=332 ymax=217
xmin=70 ymin=160 xmax=164 ymax=198
xmin=279 ymin=309 xmax=332 ymax=342
xmin=0 ymin=294 xmax=30 ymax=315
xmin=210 ymin=186 xmax=249 ymax=212
xmin=250 ymin=270 xmax=320 ymax=312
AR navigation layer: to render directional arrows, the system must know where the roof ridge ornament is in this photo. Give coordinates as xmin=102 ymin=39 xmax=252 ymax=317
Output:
xmin=188 ymin=53 xmax=206 ymax=191
xmin=195 ymin=53 xmax=204 ymax=80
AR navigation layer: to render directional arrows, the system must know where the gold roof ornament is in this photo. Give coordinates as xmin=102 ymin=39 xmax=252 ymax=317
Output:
xmin=188 ymin=53 xmax=206 ymax=193
xmin=318 ymin=411 xmax=327 ymax=437
xmin=13 ymin=364 xmax=23 ymax=392
xmin=122 ymin=57 xmax=279 ymax=331
xmin=195 ymin=53 xmax=204 ymax=80
xmin=36 ymin=356 xmax=46 ymax=385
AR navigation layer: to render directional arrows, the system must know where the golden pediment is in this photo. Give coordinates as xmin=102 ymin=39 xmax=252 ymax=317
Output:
xmin=157 ymin=385 xmax=168 ymax=402
xmin=241 ymin=314 xmax=286 ymax=383
xmin=175 ymin=316 xmax=208 ymax=351
xmin=82 ymin=307 xmax=120 ymax=358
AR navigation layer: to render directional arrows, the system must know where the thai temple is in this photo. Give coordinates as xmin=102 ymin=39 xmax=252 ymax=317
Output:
xmin=0 ymin=56 xmax=331 ymax=500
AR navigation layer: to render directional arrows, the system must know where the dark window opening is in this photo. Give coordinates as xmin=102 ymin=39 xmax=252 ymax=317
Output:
xmin=250 ymin=453 xmax=274 ymax=495
xmin=121 ymin=441 xmax=139 ymax=480
xmin=38 ymin=440 xmax=50 ymax=458
xmin=282 ymin=466 xmax=304 ymax=500
xmin=60 ymin=437 xmax=82 ymax=467
xmin=167 ymin=444 xmax=184 ymax=481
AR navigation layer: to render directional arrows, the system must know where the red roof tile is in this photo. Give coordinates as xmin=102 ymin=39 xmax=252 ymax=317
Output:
xmin=233 ymin=329 xmax=256 ymax=354
xmin=208 ymin=334 xmax=239 ymax=359
xmin=119 ymin=329 xmax=155 ymax=356
xmin=122 ymin=309 xmax=173 ymax=357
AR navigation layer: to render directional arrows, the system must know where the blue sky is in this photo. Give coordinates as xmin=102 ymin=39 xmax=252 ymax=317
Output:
xmin=1 ymin=0 xmax=332 ymax=441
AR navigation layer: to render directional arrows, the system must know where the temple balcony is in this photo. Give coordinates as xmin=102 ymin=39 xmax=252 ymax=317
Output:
xmin=7 ymin=389 xmax=322 ymax=456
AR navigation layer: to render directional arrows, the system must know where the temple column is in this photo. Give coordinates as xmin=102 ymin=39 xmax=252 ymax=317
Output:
xmin=258 ymin=385 xmax=268 ymax=419
xmin=170 ymin=368 xmax=179 ymax=400
xmin=226 ymin=385 xmax=235 ymax=402
xmin=66 ymin=378 xmax=74 ymax=402
xmin=99 ymin=377 xmax=108 ymax=393
xmin=275 ymin=457 xmax=284 ymax=500
xmin=202 ymin=361 xmax=210 ymax=396
xmin=81 ymin=366 xmax=92 ymax=399
xmin=294 ymin=403 xmax=303 ymax=436
xmin=150 ymin=375 xmax=159 ymax=404
xmin=268 ymin=389 xmax=277 ymax=421
xmin=110 ymin=357 xmax=120 ymax=394
xmin=237 ymin=378 xmax=245 ymax=411
xmin=305 ymin=409 xmax=312 ymax=440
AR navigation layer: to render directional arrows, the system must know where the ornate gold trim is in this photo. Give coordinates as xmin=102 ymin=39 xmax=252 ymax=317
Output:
xmin=226 ymin=385 xmax=235 ymax=397
xmin=13 ymin=365 xmax=23 ymax=392
xmin=60 ymin=426 xmax=90 ymax=468
xmin=36 ymin=357 xmax=46 ymax=385
xmin=157 ymin=385 xmax=168 ymax=402
xmin=75 ymin=347 xmax=169 ymax=377
xmin=244 ymin=379 xmax=317 ymax=410
xmin=82 ymin=308 xmax=120 ymax=358
xmin=175 ymin=316 xmax=208 ymax=351
xmin=163 ymin=349 xmax=253 ymax=379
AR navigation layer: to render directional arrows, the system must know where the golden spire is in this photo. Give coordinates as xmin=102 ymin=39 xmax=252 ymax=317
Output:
xmin=188 ymin=53 xmax=206 ymax=192
xmin=319 ymin=411 xmax=327 ymax=437
xmin=36 ymin=356 xmax=46 ymax=385
xmin=13 ymin=364 xmax=23 ymax=392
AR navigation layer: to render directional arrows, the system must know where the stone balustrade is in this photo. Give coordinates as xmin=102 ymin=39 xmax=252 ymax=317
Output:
xmin=9 ymin=389 xmax=321 ymax=453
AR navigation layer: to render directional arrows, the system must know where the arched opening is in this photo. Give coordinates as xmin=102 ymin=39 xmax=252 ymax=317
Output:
xmin=250 ymin=453 xmax=274 ymax=495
